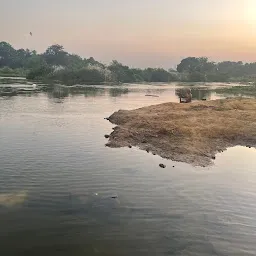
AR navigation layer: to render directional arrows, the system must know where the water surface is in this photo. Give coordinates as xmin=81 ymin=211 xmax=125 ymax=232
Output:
xmin=0 ymin=84 xmax=256 ymax=255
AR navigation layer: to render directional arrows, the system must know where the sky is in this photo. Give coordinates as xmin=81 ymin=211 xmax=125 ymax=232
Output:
xmin=1 ymin=0 xmax=256 ymax=68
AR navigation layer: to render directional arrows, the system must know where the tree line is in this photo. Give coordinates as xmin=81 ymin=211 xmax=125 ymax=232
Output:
xmin=1 ymin=41 xmax=256 ymax=85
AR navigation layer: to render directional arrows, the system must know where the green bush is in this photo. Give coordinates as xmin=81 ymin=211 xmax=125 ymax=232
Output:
xmin=50 ymin=68 xmax=105 ymax=85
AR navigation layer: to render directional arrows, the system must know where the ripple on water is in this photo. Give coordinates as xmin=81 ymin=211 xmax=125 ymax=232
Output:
xmin=0 ymin=87 xmax=256 ymax=255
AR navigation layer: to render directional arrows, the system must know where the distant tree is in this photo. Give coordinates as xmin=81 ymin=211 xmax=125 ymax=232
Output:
xmin=66 ymin=54 xmax=85 ymax=70
xmin=85 ymin=57 xmax=105 ymax=69
xmin=188 ymin=71 xmax=206 ymax=82
xmin=50 ymin=68 xmax=105 ymax=85
xmin=43 ymin=44 xmax=68 ymax=66
xmin=0 ymin=41 xmax=16 ymax=67
xmin=217 ymin=61 xmax=244 ymax=77
xmin=177 ymin=57 xmax=201 ymax=73
xmin=177 ymin=57 xmax=216 ymax=74
xmin=3 ymin=40 xmax=256 ymax=83
xmin=26 ymin=64 xmax=53 ymax=80
xmin=25 ymin=55 xmax=47 ymax=69
xmin=108 ymin=60 xmax=134 ymax=83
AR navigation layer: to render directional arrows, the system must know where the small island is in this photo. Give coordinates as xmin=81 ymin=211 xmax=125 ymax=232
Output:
xmin=105 ymin=98 xmax=256 ymax=167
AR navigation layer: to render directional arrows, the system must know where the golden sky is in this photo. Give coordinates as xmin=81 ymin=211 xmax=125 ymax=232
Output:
xmin=1 ymin=0 xmax=256 ymax=68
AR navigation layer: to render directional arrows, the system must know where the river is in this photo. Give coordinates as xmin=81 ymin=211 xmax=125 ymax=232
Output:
xmin=0 ymin=83 xmax=256 ymax=255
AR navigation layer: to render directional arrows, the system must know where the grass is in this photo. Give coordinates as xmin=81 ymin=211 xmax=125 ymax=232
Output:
xmin=106 ymin=98 xmax=256 ymax=166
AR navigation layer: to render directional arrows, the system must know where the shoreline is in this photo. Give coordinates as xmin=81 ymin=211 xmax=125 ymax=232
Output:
xmin=105 ymin=98 xmax=256 ymax=167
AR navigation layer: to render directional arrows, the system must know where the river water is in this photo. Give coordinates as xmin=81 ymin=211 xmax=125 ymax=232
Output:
xmin=0 ymin=84 xmax=256 ymax=255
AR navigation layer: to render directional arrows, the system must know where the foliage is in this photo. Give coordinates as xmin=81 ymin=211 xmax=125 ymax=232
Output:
xmin=176 ymin=57 xmax=256 ymax=82
xmin=0 ymin=67 xmax=27 ymax=77
xmin=43 ymin=44 xmax=68 ymax=66
xmin=2 ymin=41 xmax=256 ymax=84
xmin=49 ymin=68 xmax=105 ymax=85
xmin=213 ymin=84 xmax=256 ymax=97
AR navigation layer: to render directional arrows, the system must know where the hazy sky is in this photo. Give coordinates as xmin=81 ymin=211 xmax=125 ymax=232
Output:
xmin=1 ymin=0 xmax=256 ymax=68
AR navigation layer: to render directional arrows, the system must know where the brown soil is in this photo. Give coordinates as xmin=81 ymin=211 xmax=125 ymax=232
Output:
xmin=105 ymin=98 xmax=256 ymax=167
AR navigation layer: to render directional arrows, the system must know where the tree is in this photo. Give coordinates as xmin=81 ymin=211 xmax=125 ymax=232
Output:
xmin=108 ymin=60 xmax=135 ymax=83
xmin=188 ymin=71 xmax=206 ymax=82
xmin=0 ymin=41 xmax=16 ymax=67
xmin=177 ymin=57 xmax=201 ymax=73
xmin=66 ymin=54 xmax=85 ymax=70
xmin=217 ymin=61 xmax=244 ymax=77
xmin=25 ymin=55 xmax=47 ymax=69
xmin=43 ymin=44 xmax=68 ymax=66
xmin=3 ymin=39 xmax=256 ymax=84
xmin=50 ymin=68 xmax=105 ymax=85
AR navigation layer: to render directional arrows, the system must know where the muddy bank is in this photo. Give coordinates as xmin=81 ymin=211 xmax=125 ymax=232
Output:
xmin=105 ymin=98 xmax=256 ymax=166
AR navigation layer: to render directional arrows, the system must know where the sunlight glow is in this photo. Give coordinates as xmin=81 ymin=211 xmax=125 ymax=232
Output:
xmin=244 ymin=0 xmax=256 ymax=24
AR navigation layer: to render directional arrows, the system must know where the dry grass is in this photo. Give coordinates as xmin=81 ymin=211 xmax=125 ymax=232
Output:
xmin=106 ymin=98 xmax=256 ymax=166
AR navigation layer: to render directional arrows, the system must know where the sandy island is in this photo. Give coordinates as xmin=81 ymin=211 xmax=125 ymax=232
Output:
xmin=105 ymin=98 xmax=256 ymax=167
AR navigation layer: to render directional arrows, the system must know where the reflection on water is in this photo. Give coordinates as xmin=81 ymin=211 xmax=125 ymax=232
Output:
xmin=109 ymin=87 xmax=129 ymax=97
xmin=0 ymin=191 xmax=28 ymax=207
xmin=46 ymin=86 xmax=130 ymax=99
xmin=0 ymin=83 xmax=256 ymax=255
xmin=69 ymin=86 xmax=106 ymax=98
xmin=1 ymin=82 xmax=230 ymax=101
xmin=190 ymin=87 xmax=211 ymax=100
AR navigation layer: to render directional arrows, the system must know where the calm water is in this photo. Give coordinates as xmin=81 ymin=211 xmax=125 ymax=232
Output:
xmin=0 ymin=84 xmax=256 ymax=256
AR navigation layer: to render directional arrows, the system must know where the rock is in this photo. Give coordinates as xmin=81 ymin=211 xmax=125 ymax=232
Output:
xmin=104 ymin=117 xmax=110 ymax=121
xmin=212 ymin=156 xmax=216 ymax=160
xmin=202 ymin=98 xmax=207 ymax=101
xmin=128 ymin=145 xmax=132 ymax=148
xmin=159 ymin=164 xmax=166 ymax=168
xmin=153 ymin=153 xmax=156 ymax=155
xmin=146 ymin=148 xmax=149 ymax=153
xmin=104 ymin=134 xmax=110 ymax=138
xmin=142 ymin=140 xmax=147 ymax=143
xmin=111 ymin=195 xmax=118 ymax=199
xmin=173 ymin=166 xmax=175 ymax=168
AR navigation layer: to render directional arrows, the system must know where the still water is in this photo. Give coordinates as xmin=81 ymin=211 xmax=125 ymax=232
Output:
xmin=0 ymin=84 xmax=256 ymax=255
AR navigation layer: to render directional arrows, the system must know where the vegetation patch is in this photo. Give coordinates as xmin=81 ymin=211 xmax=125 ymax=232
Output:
xmin=2 ymin=41 xmax=256 ymax=85
xmin=106 ymin=98 xmax=256 ymax=167
xmin=213 ymin=84 xmax=256 ymax=97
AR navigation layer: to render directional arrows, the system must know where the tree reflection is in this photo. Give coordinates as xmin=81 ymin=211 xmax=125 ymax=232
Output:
xmin=108 ymin=87 xmax=129 ymax=97
xmin=190 ymin=88 xmax=211 ymax=100
xmin=47 ymin=85 xmax=69 ymax=99
xmin=175 ymin=87 xmax=211 ymax=101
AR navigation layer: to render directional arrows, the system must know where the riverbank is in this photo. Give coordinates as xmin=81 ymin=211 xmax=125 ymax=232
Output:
xmin=106 ymin=98 xmax=256 ymax=167
xmin=212 ymin=84 xmax=256 ymax=97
